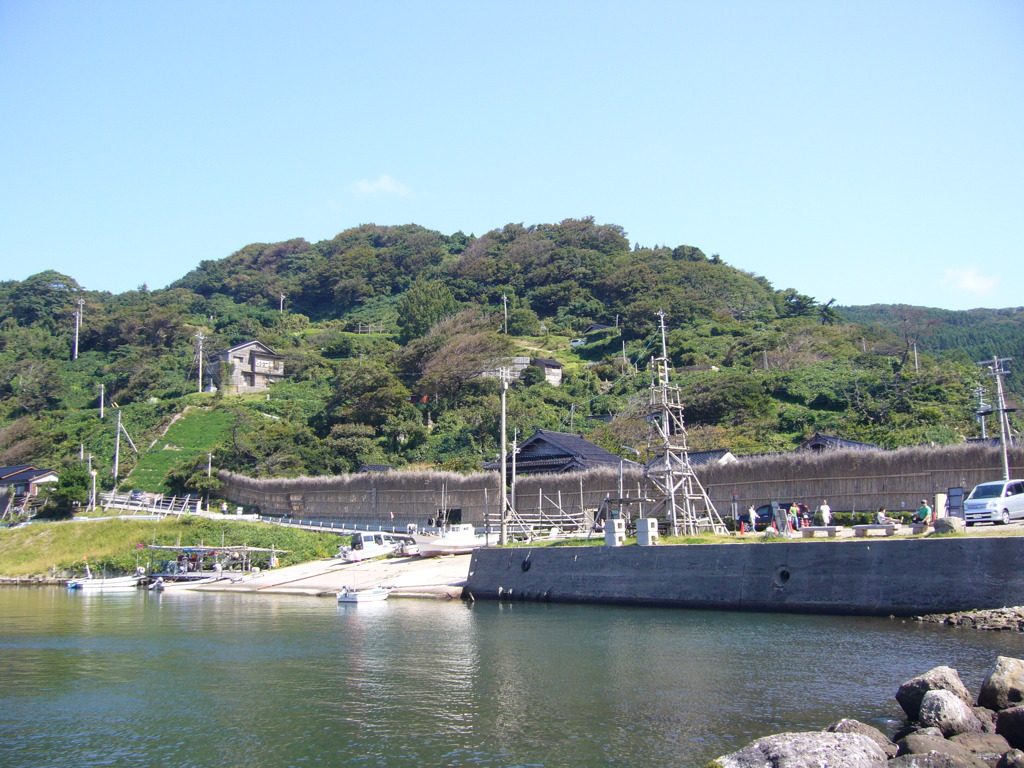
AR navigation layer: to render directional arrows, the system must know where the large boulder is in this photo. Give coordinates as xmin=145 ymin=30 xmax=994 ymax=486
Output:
xmin=997 ymin=749 xmax=1024 ymax=768
xmin=919 ymin=689 xmax=985 ymax=737
xmin=979 ymin=657 xmax=1024 ymax=712
xmin=888 ymin=755 xmax=990 ymax=768
xmin=997 ymin=706 xmax=1024 ymax=750
xmin=709 ymin=731 xmax=887 ymax=768
xmin=974 ymin=706 xmax=998 ymax=734
xmin=933 ymin=517 xmax=966 ymax=534
xmin=826 ymin=718 xmax=897 ymax=757
xmin=898 ymin=667 xmax=974 ymax=721
xmin=949 ymin=731 xmax=1013 ymax=762
xmin=894 ymin=732 xmax=989 ymax=767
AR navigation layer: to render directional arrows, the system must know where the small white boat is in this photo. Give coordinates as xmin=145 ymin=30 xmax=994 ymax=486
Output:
xmin=414 ymin=523 xmax=488 ymax=557
xmin=66 ymin=576 xmax=142 ymax=591
xmin=336 ymin=585 xmax=391 ymax=603
xmin=66 ymin=563 xmax=143 ymax=592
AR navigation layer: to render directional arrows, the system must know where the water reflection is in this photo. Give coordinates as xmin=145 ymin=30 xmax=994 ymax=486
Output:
xmin=0 ymin=588 xmax=1020 ymax=768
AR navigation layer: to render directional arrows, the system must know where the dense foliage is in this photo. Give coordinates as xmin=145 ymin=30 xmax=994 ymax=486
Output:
xmin=0 ymin=219 xmax=1014 ymax=511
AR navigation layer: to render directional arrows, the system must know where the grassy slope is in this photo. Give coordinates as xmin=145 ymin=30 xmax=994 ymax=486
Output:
xmin=124 ymin=407 xmax=235 ymax=493
xmin=0 ymin=516 xmax=341 ymax=578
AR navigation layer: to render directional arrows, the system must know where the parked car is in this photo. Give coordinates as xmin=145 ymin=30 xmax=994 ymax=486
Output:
xmin=751 ymin=502 xmax=795 ymax=531
xmin=129 ymin=490 xmax=146 ymax=502
xmin=963 ymin=479 xmax=1024 ymax=526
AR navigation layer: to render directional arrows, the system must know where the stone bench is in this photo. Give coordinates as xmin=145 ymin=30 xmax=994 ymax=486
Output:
xmin=852 ymin=524 xmax=898 ymax=537
xmin=800 ymin=526 xmax=845 ymax=538
xmin=908 ymin=523 xmax=931 ymax=535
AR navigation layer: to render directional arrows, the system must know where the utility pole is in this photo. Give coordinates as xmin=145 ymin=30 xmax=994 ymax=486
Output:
xmin=977 ymin=355 xmax=1014 ymax=481
xmin=913 ymin=341 xmax=919 ymax=372
xmin=499 ymin=367 xmax=509 ymax=546
xmin=502 ymin=294 xmax=508 ymax=334
xmin=113 ymin=409 xmax=121 ymax=482
xmin=73 ymin=298 xmax=84 ymax=360
xmin=279 ymin=294 xmax=285 ymax=313
xmin=98 ymin=383 xmax=104 ymax=419
xmin=195 ymin=332 xmax=205 ymax=393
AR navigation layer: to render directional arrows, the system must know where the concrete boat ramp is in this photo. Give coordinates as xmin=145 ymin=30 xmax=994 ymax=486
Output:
xmin=191 ymin=553 xmax=471 ymax=599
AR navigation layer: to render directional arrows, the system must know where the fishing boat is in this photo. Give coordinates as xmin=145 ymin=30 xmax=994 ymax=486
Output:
xmin=336 ymin=585 xmax=391 ymax=603
xmin=413 ymin=523 xmax=488 ymax=557
xmin=66 ymin=563 xmax=144 ymax=592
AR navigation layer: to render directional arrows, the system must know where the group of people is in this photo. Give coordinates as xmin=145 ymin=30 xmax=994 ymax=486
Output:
xmin=741 ymin=498 xmax=935 ymax=532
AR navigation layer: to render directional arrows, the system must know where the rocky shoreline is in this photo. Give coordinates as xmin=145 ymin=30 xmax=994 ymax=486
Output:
xmin=915 ymin=607 xmax=1024 ymax=633
xmin=708 ymin=656 xmax=1024 ymax=767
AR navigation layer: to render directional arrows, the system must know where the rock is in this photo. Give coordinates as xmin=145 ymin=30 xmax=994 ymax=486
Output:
xmin=895 ymin=732 xmax=990 ymax=767
xmin=979 ymin=657 xmax=1024 ymax=712
xmin=898 ymin=667 xmax=975 ymax=721
xmin=996 ymin=749 xmax=1024 ymax=768
xmin=974 ymin=706 xmax=998 ymax=734
xmin=934 ymin=517 xmax=966 ymax=534
xmin=920 ymin=690 xmax=984 ymax=736
xmin=710 ymin=731 xmax=887 ymax=768
xmin=826 ymin=718 xmax=898 ymax=757
xmin=997 ymin=706 xmax=1024 ymax=750
xmin=888 ymin=754 xmax=990 ymax=767
xmin=888 ymin=754 xmax=989 ymax=768
xmin=949 ymin=731 xmax=1012 ymax=762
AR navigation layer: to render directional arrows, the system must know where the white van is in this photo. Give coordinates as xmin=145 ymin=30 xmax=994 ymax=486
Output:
xmin=963 ymin=480 xmax=1024 ymax=526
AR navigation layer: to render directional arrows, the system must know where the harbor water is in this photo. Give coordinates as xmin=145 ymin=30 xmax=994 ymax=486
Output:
xmin=0 ymin=588 xmax=1021 ymax=767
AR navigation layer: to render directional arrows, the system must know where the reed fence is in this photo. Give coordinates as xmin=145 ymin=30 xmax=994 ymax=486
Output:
xmin=219 ymin=443 xmax=1023 ymax=527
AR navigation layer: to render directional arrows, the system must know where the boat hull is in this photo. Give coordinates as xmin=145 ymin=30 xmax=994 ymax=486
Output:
xmin=67 ymin=576 xmax=142 ymax=592
xmin=336 ymin=587 xmax=390 ymax=603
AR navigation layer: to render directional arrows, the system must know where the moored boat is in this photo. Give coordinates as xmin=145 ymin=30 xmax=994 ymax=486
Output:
xmin=66 ymin=565 xmax=144 ymax=592
xmin=413 ymin=523 xmax=488 ymax=557
xmin=336 ymin=585 xmax=391 ymax=603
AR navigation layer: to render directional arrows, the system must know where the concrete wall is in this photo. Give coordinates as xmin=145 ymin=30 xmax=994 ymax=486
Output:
xmin=464 ymin=537 xmax=1024 ymax=616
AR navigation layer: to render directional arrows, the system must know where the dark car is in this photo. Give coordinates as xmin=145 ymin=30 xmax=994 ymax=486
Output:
xmin=750 ymin=502 xmax=795 ymax=531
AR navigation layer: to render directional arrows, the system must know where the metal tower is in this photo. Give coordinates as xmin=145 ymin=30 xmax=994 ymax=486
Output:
xmin=642 ymin=311 xmax=728 ymax=536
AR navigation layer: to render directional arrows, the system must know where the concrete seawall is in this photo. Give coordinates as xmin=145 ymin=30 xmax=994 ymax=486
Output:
xmin=464 ymin=537 xmax=1024 ymax=616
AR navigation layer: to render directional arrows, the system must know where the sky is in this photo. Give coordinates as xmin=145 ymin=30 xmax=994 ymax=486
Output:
xmin=1 ymin=1 xmax=1021 ymax=311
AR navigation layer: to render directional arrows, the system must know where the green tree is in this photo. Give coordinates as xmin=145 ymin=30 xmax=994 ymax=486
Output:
xmin=396 ymin=280 xmax=459 ymax=343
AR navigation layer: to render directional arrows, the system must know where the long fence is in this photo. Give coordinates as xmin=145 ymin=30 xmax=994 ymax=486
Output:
xmin=218 ymin=443 xmax=1024 ymax=528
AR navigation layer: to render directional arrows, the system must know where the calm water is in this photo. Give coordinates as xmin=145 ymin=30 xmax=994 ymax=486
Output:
xmin=0 ymin=589 xmax=1021 ymax=768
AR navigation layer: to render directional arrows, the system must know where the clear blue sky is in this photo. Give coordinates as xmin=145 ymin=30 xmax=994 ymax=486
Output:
xmin=1 ymin=1 xmax=1021 ymax=310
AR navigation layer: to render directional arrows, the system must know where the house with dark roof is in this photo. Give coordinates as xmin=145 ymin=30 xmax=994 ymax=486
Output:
xmin=484 ymin=429 xmax=638 ymax=476
xmin=0 ymin=465 xmax=59 ymax=496
xmin=210 ymin=340 xmax=285 ymax=394
xmin=797 ymin=432 xmax=879 ymax=452
xmin=357 ymin=464 xmax=396 ymax=473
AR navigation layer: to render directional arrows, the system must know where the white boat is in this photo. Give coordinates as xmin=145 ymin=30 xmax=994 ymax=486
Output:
xmin=336 ymin=585 xmax=391 ymax=603
xmin=337 ymin=531 xmax=418 ymax=562
xmin=413 ymin=523 xmax=488 ymax=557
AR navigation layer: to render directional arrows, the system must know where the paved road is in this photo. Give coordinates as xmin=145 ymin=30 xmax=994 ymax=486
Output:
xmin=194 ymin=553 xmax=472 ymax=599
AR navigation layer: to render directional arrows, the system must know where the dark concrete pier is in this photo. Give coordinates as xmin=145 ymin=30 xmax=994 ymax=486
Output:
xmin=464 ymin=536 xmax=1024 ymax=616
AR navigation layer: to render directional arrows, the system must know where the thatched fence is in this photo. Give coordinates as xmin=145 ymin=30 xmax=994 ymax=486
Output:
xmin=219 ymin=443 xmax=1022 ymax=528
xmin=219 ymin=467 xmax=642 ymax=531
xmin=698 ymin=443 xmax=1024 ymax=517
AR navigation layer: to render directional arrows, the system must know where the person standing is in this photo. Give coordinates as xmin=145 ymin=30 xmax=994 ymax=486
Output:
xmin=818 ymin=499 xmax=831 ymax=526
xmin=746 ymin=505 xmax=757 ymax=532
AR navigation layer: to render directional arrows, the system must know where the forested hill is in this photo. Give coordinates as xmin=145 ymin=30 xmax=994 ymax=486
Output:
xmin=839 ymin=305 xmax=1024 ymax=397
xmin=0 ymin=218 xmax=1019 ymax=510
